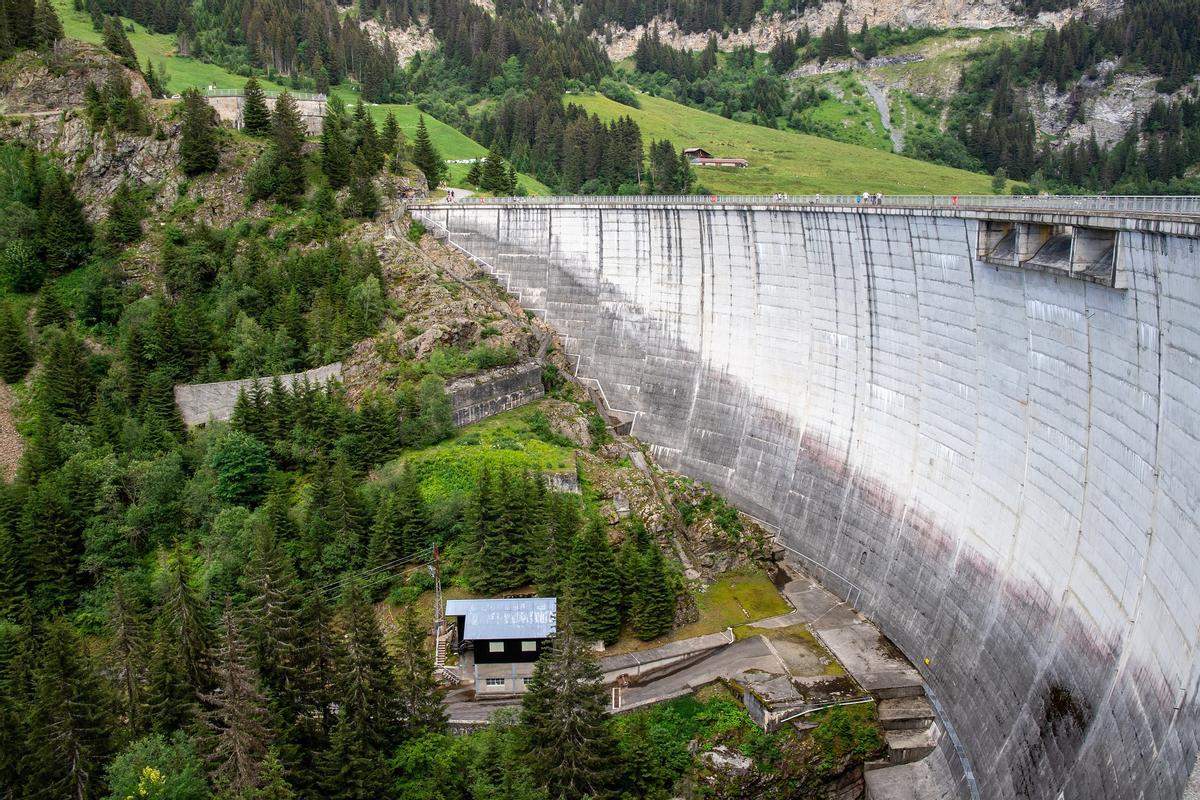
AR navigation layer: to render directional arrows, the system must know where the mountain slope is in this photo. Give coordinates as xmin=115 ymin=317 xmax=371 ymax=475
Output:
xmin=570 ymin=92 xmax=998 ymax=194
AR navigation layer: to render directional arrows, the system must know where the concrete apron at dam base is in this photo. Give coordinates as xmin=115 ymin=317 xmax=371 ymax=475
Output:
xmin=413 ymin=196 xmax=1200 ymax=800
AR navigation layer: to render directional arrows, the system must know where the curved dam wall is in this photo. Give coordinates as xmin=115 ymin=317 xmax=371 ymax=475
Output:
xmin=416 ymin=201 xmax=1200 ymax=799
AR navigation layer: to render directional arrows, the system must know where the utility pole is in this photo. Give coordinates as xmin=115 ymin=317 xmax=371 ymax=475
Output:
xmin=430 ymin=543 xmax=443 ymax=642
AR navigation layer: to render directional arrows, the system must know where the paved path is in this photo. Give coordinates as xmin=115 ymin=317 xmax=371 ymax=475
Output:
xmin=442 ymin=187 xmax=474 ymax=202
xmin=616 ymin=635 xmax=788 ymax=712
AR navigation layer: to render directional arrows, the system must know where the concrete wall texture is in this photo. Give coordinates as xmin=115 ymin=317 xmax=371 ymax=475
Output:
xmin=417 ymin=202 xmax=1200 ymax=799
xmin=445 ymin=361 xmax=544 ymax=427
xmin=174 ymin=363 xmax=343 ymax=427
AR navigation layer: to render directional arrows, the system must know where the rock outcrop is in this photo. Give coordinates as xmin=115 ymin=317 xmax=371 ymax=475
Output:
xmin=0 ymin=40 xmax=149 ymax=114
xmin=597 ymin=0 xmax=1117 ymax=59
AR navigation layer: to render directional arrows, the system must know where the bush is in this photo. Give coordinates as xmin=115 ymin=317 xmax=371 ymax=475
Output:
xmin=599 ymin=77 xmax=640 ymax=108
xmin=407 ymin=220 xmax=427 ymax=243
xmin=205 ymin=429 xmax=272 ymax=507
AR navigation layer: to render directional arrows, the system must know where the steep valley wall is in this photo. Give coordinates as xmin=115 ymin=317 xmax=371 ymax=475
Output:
xmin=417 ymin=201 xmax=1200 ymax=799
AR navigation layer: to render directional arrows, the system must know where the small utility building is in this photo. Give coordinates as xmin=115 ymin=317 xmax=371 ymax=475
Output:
xmin=447 ymin=597 xmax=556 ymax=695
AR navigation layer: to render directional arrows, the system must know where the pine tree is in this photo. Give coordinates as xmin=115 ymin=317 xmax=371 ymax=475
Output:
xmin=106 ymin=576 xmax=149 ymax=736
xmin=102 ymin=178 xmax=147 ymax=250
xmin=310 ymin=183 xmax=342 ymax=238
xmin=355 ymin=109 xmax=381 ymax=172
xmin=317 ymin=580 xmax=399 ymax=799
xmin=255 ymin=748 xmax=296 ymax=800
xmin=146 ymin=615 xmax=197 ymax=734
xmin=465 ymin=160 xmax=482 ymax=187
xmin=34 ymin=283 xmax=68 ymax=330
xmin=203 ymin=597 xmax=273 ymax=796
xmin=160 ymin=543 xmax=214 ymax=695
xmin=144 ymin=59 xmax=166 ymax=97
xmin=410 ymin=115 xmax=446 ymax=189
xmin=38 ymin=327 xmax=93 ymax=423
xmin=520 ymin=622 xmax=618 ymax=799
xmin=32 ymin=0 xmax=62 ymax=47
xmin=242 ymin=525 xmax=303 ymax=713
xmin=633 ymin=543 xmax=675 ymax=640
xmin=242 ymin=76 xmax=271 ymax=135
xmin=22 ymin=474 xmax=86 ymax=611
xmin=565 ymin=521 xmax=622 ymax=645
xmin=321 ymin=116 xmax=352 ymax=189
xmin=25 ymin=619 xmax=116 ymax=800
xmin=314 ymin=458 xmax=367 ymax=575
xmin=393 ymin=603 xmax=445 ymax=736
xmin=480 ymin=146 xmax=508 ymax=192
xmin=345 ymin=153 xmax=379 ymax=218
xmin=0 ymin=304 xmax=32 ymax=384
xmin=101 ymin=15 xmax=137 ymax=68
xmin=270 ymin=91 xmax=307 ymax=204
xmin=380 ymin=111 xmax=400 ymax=163
xmin=180 ymin=88 xmax=219 ymax=176
xmin=333 ymin=580 xmax=399 ymax=742
xmin=37 ymin=168 xmax=92 ymax=273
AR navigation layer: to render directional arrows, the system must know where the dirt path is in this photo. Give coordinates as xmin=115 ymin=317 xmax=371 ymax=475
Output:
xmin=0 ymin=383 xmax=23 ymax=481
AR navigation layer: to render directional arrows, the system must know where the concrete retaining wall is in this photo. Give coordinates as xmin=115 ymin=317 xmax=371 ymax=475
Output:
xmin=446 ymin=361 xmax=544 ymax=427
xmin=174 ymin=363 xmax=343 ymax=427
xmin=417 ymin=202 xmax=1200 ymax=800
xmin=203 ymin=93 xmax=326 ymax=136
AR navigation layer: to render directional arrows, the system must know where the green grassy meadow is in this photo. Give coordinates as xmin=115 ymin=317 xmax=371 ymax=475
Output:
xmin=569 ymin=91 xmax=998 ymax=195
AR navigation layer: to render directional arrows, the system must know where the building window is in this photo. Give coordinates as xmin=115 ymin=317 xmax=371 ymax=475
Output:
xmin=522 ymin=677 xmax=532 ymax=685
xmin=485 ymin=677 xmax=505 ymax=686
xmin=521 ymin=640 xmax=536 ymax=652
xmin=488 ymin=642 xmax=504 ymax=653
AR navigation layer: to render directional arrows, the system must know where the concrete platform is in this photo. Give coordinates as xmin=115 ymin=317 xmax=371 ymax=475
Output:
xmin=865 ymin=746 xmax=963 ymax=800
xmin=877 ymin=696 xmax=935 ymax=731
xmin=813 ymin=623 xmax=924 ymax=699
xmin=884 ymin=726 xmax=938 ymax=765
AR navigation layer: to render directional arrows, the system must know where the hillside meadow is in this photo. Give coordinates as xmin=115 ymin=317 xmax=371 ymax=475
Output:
xmin=569 ymin=91 xmax=999 ymax=196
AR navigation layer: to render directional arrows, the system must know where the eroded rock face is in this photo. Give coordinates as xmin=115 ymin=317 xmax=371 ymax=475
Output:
xmin=0 ymin=41 xmax=150 ymax=114
xmin=358 ymin=18 xmax=437 ymax=67
xmin=0 ymin=113 xmax=180 ymax=220
xmin=597 ymin=0 xmax=1116 ymax=59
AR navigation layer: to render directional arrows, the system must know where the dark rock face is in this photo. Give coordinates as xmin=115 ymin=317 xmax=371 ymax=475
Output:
xmin=417 ymin=202 xmax=1200 ymax=800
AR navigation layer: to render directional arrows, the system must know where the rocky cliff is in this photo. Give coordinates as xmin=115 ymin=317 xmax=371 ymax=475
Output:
xmin=0 ymin=40 xmax=150 ymax=114
xmin=597 ymin=0 xmax=1119 ymax=59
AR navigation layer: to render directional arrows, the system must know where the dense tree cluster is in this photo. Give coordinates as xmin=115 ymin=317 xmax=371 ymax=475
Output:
xmin=0 ymin=0 xmax=64 ymax=57
xmin=459 ymin=464 xmax=679 ymax=645
xmin=85 ymin=65 xmax=152 ymax=133
xmin=628 ymin=35 xmax=793 ymax=127
xmin=432 ymin=0 xmax=611 ymax=90
xmin=575 ymin=0 xmax=819 ymax=35
xmin=473 ymin=92 xmax=668 ymax=193
xmin=949 ymin=12 xmax=1200 ymax=190
xmin=0 ymin=146 xmax=91 ymax=294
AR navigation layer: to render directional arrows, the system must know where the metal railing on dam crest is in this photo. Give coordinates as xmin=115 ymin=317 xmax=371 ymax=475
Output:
xmin=414 ymin=193 xmax=1200 ymax=217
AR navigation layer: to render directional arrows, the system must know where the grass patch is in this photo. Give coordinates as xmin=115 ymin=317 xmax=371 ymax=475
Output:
xmin=808 ymin=702 xmax=884 ymax=772
xmin=569 ymin=92 xmax=997 ymax=195
xmin=375 ymin=401 xmax=577 ymax=505
xmin=606 ymin=567 xmax=791 ymax=657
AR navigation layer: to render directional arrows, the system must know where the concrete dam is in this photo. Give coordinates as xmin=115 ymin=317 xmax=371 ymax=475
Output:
xmin=414 ymin=197 xmax=1200 ymax=799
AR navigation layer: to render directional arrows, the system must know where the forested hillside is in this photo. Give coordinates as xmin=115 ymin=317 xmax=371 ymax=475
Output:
xmin=608 ymin=0 xmax=1200 ymax=193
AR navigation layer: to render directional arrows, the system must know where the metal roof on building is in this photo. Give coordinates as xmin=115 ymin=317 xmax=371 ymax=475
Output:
xmin=446 ymin=597 xmax=557 ymax=640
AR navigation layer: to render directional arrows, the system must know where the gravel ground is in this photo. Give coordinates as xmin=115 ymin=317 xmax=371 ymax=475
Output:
xmin=0 ymin=383 xmax=23 ymax=481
